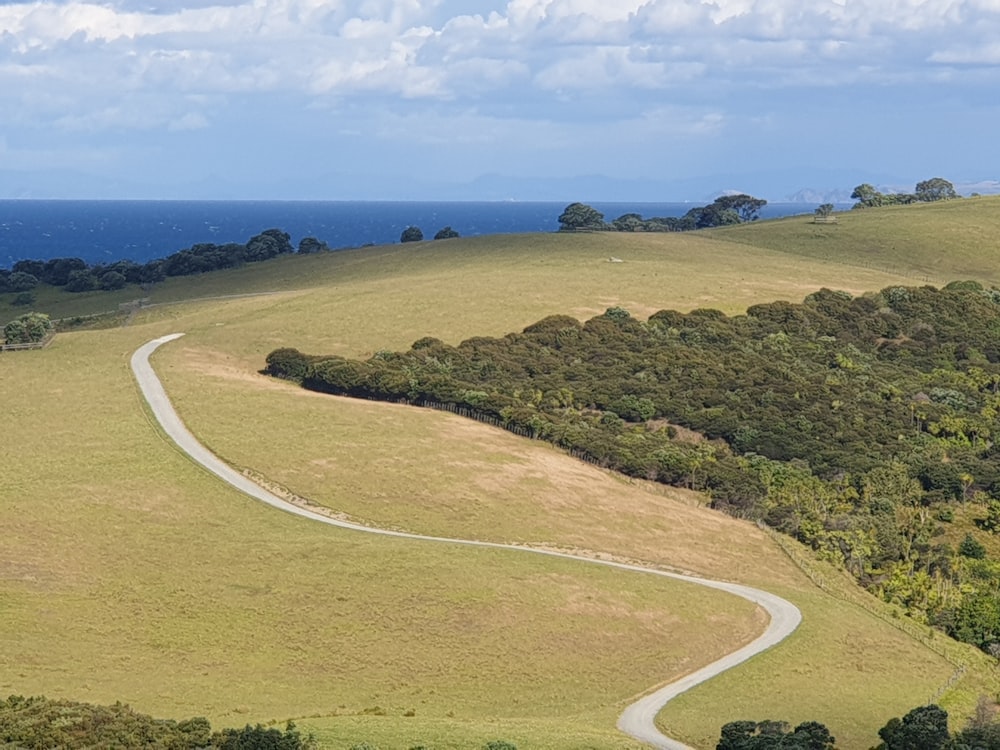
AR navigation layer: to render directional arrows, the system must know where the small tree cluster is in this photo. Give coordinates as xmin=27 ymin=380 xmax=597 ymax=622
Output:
xmin=558 ymin=194 xmax=767 ymax=234
xmin=851 ymin=177 xmax=959 ymax=209
xmin=717 ymin=720 xmax=836 ymax=750
xmin=3 ymin=312 xmax=52 ymax=345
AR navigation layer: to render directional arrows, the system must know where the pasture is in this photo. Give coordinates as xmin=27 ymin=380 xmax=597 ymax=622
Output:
xmin=3 ymin=197 xmax=1000 ymax=748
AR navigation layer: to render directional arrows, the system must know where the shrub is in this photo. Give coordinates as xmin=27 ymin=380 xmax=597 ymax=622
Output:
xmin=400 ymin=226 xmax=423 ymax=243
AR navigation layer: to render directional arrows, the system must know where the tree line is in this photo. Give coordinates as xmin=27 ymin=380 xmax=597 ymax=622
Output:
xmin=265 ymin=282 xmax=1000 ymax=653
xmin=557 ymin=193 xmax=768 ymax=233
xmin=851 ymin=177 xmax=960 ymax=209
xmin=0 ymin=228 xmax=307 ymax=301
xmin=0 ymin=222 xmax=465 ymax=308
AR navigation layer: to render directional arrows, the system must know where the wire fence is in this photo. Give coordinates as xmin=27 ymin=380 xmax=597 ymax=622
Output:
xmin=758 ymin=522 xmax=972 ymax=705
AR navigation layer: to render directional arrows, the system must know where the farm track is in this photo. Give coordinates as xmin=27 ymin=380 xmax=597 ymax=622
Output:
xmin=131 ymin=333 xmax=802 ymax=750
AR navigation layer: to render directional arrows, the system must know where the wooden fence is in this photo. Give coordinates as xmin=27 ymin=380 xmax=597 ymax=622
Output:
xmin=0 ymin=333 xmax=54 ymax=352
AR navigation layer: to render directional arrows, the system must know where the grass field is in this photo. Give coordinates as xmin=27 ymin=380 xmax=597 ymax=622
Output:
xmin=4 ymin=198 xmax=1000 ymax=749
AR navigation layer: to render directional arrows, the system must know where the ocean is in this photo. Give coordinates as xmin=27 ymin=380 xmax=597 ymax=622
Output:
xmin=0 ymin=200 xmax=820 ymax=268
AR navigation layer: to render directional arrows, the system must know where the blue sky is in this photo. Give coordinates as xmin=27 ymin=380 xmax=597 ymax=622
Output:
xmin=1 ymin=0 xmax=998 ymax=201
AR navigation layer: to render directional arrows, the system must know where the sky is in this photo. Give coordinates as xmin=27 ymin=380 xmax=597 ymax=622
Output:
xmin=0 ymin=0 xmax=998 ymax=201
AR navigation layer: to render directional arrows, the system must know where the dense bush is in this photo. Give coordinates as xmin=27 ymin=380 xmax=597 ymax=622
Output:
xmin=3 ymin=312 xmax=52 ymax=344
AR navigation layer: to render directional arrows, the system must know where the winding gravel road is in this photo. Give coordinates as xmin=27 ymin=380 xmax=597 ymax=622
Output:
xmin=131 ymin=333 xmax=802 ymax=750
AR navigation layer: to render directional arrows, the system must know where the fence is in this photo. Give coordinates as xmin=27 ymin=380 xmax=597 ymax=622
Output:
xmin=758 ymin=522 xmax=974 ymax=705
xmin=0 ymin=333 xmax=54 ymax=352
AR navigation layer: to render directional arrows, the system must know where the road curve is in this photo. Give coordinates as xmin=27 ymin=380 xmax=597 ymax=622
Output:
xmin=131 ymin=333 xmax=802 ymax=750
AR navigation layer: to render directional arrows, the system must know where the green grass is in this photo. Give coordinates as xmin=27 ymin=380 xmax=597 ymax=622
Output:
xmin=710 ymin=195 xmax=1000 ymax=286
xmin=4 ymin=202 xmax=1000 ymax=749
xmin=0 ymin=327 xmax=763 ymax=743
xmin=297 ymin=714 xmax=646 ymax=749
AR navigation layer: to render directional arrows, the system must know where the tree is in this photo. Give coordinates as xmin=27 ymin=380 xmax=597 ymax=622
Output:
xmin=558 ymin=202 xmax=605 ymax=230
xmin=959 ymin=532 xmax=987 ymax=559
xmin=41 ymin=257 xmax=88 ymax=286
xmin=298 ymin=236 xmax=330 ymax=254
xmin=433 ymin=226 xmax=460 ymax=240
xmin=400 ymin=226 xmax=424 ymax=243
xmin=815 ymin=204 xmax=834 ymax=219
xmin=11 ymin=259 xmax=44 ymax=277
xmin=915 ymin=178 xmax=958 ymax=202
xmin=612 ymin=213 xmax=646 ymax=231
xmin=786 ymin=721 xmax=837 ymax=750
xmin=4 ymin=312 xmax=52 ymax=344
xmin=717 ymin=719 xmax=835 ymax=750
xmin=851 ymin=183 xmax=884 ymax=208
xmin=685 ymin=203 xmax=740 ymax=229
xmin=100 ymin=271 xmax=127 ymax=291
xmin=876 ymin=705 xmax=950 ymax=750
xmin=64 ymin=269 xmax=97 ymax=293
xmin=8 ymin=271 xmax=38 ymax=292
xmin=245 ymin=228 xmax=294 ymax=261
xmin=713 ymin=194 xmax=768 ymax=222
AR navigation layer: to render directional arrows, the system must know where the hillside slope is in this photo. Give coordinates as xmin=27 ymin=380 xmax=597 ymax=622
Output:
xmin=2 ymin=199 xmax=998 ymax=749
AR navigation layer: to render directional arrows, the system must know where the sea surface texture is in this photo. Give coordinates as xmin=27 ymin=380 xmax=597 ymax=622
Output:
xmin=0 ymin=200 xmax=815 ymax=267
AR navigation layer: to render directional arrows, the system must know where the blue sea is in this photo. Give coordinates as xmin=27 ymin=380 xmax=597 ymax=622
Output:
xmin=0 ymin=200 xmax=819 ymax=268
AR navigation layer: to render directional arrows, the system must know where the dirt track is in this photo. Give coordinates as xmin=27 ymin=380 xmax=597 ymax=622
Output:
xmin=131 ymin=333 xmax=802 ymax=750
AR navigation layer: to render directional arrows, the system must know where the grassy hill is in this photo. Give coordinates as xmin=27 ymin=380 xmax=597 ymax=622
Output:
xmin=3 ymin=197 xmax=1000 ymax=749
xmin=710 ymin=195 xmax=1000 ymax=286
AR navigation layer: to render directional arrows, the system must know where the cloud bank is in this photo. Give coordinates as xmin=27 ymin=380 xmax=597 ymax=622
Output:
xmin=0 ymin=0 xmax=997 ymax=198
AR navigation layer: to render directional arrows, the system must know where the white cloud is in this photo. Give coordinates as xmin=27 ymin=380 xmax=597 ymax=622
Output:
xmin=1 ymin=0 xmax=996 ymax=112
xmin=930 ymin=42 xmax=1000 ymax=64
xmin=1 ymin=0 xmax=998 ymax=193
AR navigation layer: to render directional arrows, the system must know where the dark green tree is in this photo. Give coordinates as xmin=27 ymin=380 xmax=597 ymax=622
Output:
xmin=713 ymin=194 xmax=768 ymax=222
xmin=558 ymin=202 xmax=605 ymax=230
xmin=876 ymin=705 xmax=950 ymax=750
xmin=41 ymin=257 xmax=88 ymax=286
xmin=433 ymin=226 xmax=460 ymax=240
xmin=612 ymin=213 xmax=646 ymax=231
xmin=959 ymin=532 xmax=987 ymax=559
xmin=915 ymin=178 xmax=958 ymax=202
xmin=685 ymin=203 xmax=740 ymax=228
xmin=8 ymin=271 xmax=38 ymax=292
xmin=100 ymin=271 xmax=127 ymax=291
xmin=717 ymin=720 xmax=833 ymax=750
xmin=246 ymin=229 xmax=294 ymax=261
xmin=297 ymin=237 xmax=330 ymax=254
xmin=64 ymin=269 xmax=98 ymax=292
xmin=213 ymin=720 xmax=315 ymax=749
xmin=400 ymin=226 xmax=424 ymax=243
xmin=786 ymin=721 xmax=837 ymax=750
xmin=815 ymin=204 xmax=834 ymax=219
